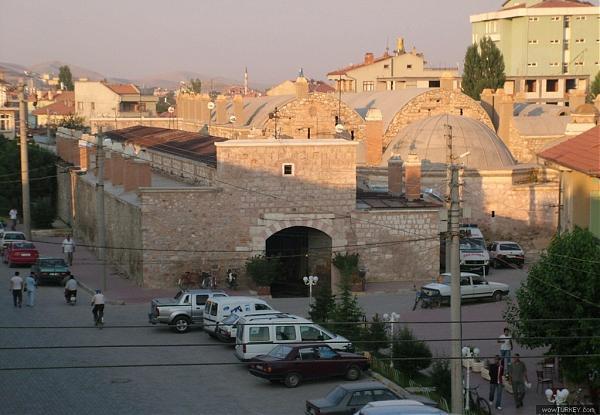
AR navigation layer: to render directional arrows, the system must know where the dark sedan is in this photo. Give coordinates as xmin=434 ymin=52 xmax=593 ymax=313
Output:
xmin=305 ymin=382 xmax=438 ymax=415
xmin=31 ymin=257 xmax=71 ymax=285
xmin=248 ymin=344 xmax=369 ymax=388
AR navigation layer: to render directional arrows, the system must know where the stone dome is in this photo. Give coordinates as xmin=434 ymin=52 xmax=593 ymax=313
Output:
xmin=573 ymin=103 xmax=599 ymax=115
xmin=381 ymin=114 xmax=516 ymax=170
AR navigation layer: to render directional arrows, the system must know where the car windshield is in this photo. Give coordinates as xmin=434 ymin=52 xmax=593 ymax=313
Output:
xmin=316 ymin=325 xmax=335 ymax=340
xmin=325 ymin=386 xmax=348 ymax=405
xmin=40 ymin=259 xmax=67 ymax=267
xmin=267 ymin=345 xmax=293 ymax=359
xmin=14 ymin=242 xmax=35 ymax=249
xmin=5 ymin=233 xmax=25 ymax=241
xmin=460 ymin=238 xmax=484 ymax=251
xmin=440 ymin=275 xmax=451 ymax=284
xmin=174 ymin=291 xmax=183 ymax=300
xmin=222 ymin=314 xmax=240 ymax=325
xmin=500 ymin=243 xmax=521 ymax=251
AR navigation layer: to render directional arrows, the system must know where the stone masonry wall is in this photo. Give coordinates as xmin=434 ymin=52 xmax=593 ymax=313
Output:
xmin=147 ymin=149 xmax=216 ymax=186
xmin=507 ymin=124 xmax=565 ymax=164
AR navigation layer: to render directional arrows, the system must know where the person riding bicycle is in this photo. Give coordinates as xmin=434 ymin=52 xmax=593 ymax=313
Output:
xmin=64 ymin=275 xmax=78 ymax=303
xmin=91 ymin=289 xmax=105 ymax=325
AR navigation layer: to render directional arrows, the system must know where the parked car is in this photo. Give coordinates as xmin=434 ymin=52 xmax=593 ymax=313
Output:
xmin=419 ymin=272 xmax=509 ymax=304
xmin=488 ymin=241 xmax=525 ymax=268
xmin=149 ymin=289 xmax=228 ymax=333
xmin=248 ymin=344 xmax=369 ymax=388
xmin=305 ymin=382 xmax=437 ymax=415
xmin=235 ymin=314 xmax=352 ymax=361
xmin=355 ymin=400 xmax=448 ymax=415
xmin=31 ymin=257 xmax=71 ymax=285
xmin=203 ymin=296 xmax=274 ymax=336
xmin=0 ymin=231 xmax=27 ymax=254
xmin=3 ymin=241 xmax=39 ymax=267
xmin=216 ymin=310 xmax=287 ymax=343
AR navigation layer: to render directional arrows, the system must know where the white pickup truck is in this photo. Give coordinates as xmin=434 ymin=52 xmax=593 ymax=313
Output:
xmin=420 ymin=272 xmax=509 ymax=304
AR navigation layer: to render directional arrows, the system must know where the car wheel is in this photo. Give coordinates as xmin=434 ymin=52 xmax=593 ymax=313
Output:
xmin=345 ymin=365 xmax=362 ymax=381
xmin=492 ymin=291 xmax=503 ymax=302
xmin=171 ymin=316 xmax=191 ymax=333
xmin=284 ymin=372 xmax=301 ymax=388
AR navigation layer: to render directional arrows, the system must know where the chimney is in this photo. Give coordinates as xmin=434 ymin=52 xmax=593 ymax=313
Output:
xmin=233 ymin=94 xmax=244 ymax=125
xmin=404 ymin=154 xmax=422 ymax=202
xmin=440 ymin=72 xmax=455 ymax=91
xmin=200 ymin=94 xmax=210 ymax=124
xmin=365 ymin=108 xmax=383 ymax=166
xmin=567 ymin=89 xmax=586 ymax=110
xmin=216 ymin=95 xmax=227 ymax=124
xmin=123 ymin=158 xmax=137 ymax=192
xmin=497 ymin=90 xmax=514 ymax=145
xmin=396 ymin=37 xmax=405 ymax=55
xmin=111 ymin=153 xmax=125 ymax=186
xmin=48 ymin=90 xmax=54 ymax=101
xmin=78 ymin=140 xmax=89 ymax=170
xmin=387 ymin=156 xmax=403 ymax=196
xmin=295 ymin=75 xmax=309 ymax=99
xmin=364 ymin=52 xmax=375 ymax=65
xmin=135 ymin=159 xmax=152 ymax=189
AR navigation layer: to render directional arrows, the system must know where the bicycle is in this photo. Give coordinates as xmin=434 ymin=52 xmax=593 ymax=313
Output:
xmin=464 ymin=385 xmax=491 ymax=415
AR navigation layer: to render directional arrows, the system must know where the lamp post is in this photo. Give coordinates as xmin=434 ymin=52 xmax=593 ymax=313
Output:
xmin=383 ymin=312 xmax=400 ymax=368
xmin=545 ymin=388 xmax=569 ymax=406
xmin=461 ymin=346 xmax=480 ymax=411
xmin=303 ymin=275 xmax=318 ymax=308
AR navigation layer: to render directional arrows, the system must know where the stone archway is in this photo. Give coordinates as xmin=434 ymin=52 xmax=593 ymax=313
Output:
xmin=266 ymin=226 xmax=332 ymax=298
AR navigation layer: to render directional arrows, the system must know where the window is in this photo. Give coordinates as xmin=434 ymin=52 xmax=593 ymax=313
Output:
xmin=472 ymin=276 xmax=485 ymax=285
xmin=282 ymin=163 xmax=294 ymax=176
xmin=362 ymin=81 xmax=374 ymax=91
xmin=575 ymin=38 xmax=585 ymax=43
xmin=90 ymin=102 xmax=95 ymax=111
xmin=546 ymin=79 xmax=559 ymax=92
xmin=529 ymin=17 xmax=539 ymax=22
xmin=500 ymin=243 xmax=521 ymax=251
xmin=0 ymin=114 xmax=10 ymax=131
xmin=195 ymin=295 xmax=208 ymax=305
xmin=267 ymin=345 xmax=293 ymax=359
xmin=316 ymin=346 xmax=338 ymax=359
xmin=248 ymin=326 xmax=270 ymax=342
xmin=528 ymin=40 xmax=538 ymax=45
xmin=551 ymin=16 xmax=561 ymax=21
xmin=549 ymin=62 xmax=559 ymax=67
xmin=575 ymin=16 xmax=586 ymax=21
xmin=349 ymin=391 xmax=374 ymax=406
xmin=182 ymin=295 xmax=190 ymax=304
xmin=373 ymin=389 xmax=399 ymax=401
xmin=300 ymin=325 xmax=322 ymax=341
xmin=460 ymin=277 xmax=470 ymax=286
xmin=428 ymin=80 xmax=440 ymax=88
xmin=298 ymin=347 xmax=317 ymax=360
xmin=275 ymin=326 xmax=296 ymax=341
xmin=574 ymin=61 xmax=584 ymax=66
xmin=406 ymin=64 xmax=412 ymax=69
xmin=550 ymin=40 xmax=560 ymax=44
xmin=255 ymin=303 xmax=271 ymax=311
xmin=527 ymin=62 xmax=538 ymax=67
xmin=383 ymin=64 xmax=389 ymax=69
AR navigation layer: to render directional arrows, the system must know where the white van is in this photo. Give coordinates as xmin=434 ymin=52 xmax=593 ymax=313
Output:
xmin=203 ymin=296 xmax=273 ymax=335
xmin=216 ymin=310 xmax=287 ymax=343
xmin=234 ymin=314 xmax=352 ymax=361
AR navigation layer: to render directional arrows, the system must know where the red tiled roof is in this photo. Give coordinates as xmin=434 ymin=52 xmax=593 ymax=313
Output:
xmin=310 ymin=81 xmax=335 ymax=93
xmin=55 ymin=91 xmax=75 ymax=102
xmin=538 ymin=125 xmax=600 ymax=177
xmin=327 ymin=54 xmax=392 ymax=76
xmin=32 ymin=100 xmax=75 ymax=116
xmin=530 ymin=0 xmax=593 ymax=7
xmin=105 ymin=83 xmax=139 ymax=95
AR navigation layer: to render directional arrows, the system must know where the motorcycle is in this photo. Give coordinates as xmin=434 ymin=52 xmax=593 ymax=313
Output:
xmin=412 ymin=290 xmax=442 ymax=310
xmin=65 ymin=290 xmax=77 ymax=306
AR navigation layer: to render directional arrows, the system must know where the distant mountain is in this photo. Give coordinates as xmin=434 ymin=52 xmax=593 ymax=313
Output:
xmin=137 ymin=70 xmax=270 ymax=91
xmin=28 ymin=60 xmax=107 ymax=81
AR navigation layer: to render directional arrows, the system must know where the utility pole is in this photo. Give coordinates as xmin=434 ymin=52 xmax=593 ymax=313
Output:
xmin=444 ymin=124 xmax=453 ymax=273
xmin=447 ymin=123 xmax=463 ymax=414
xmin=96 ymin=127 xmax=107 ymax=292
xmin=18 ymin=83 xmax=32 ymax=240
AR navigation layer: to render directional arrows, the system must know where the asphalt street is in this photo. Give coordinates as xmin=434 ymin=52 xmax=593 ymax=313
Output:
xmin=1 ymin=258 xmax=546 ymax=415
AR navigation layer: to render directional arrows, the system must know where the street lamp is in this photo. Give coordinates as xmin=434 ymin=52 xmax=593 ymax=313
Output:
xmin=545 ymin=388 xmax=569 ymax=406
xmin=303 ymin=275 xmax=319 ymax=307
xmin=461 ymin=346 xmax=480 ymax=411
xmin=383 ymin=312 xmax=400 ymax=368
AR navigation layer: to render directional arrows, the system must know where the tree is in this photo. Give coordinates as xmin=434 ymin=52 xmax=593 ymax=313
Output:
xmin=57 ymin=115 xmax=85 ymax=130
xmin=363 ymin=313 xmax=389 ymax=354
xmin=245 ymin=255 xmax=281 ymax=287
xmin=590 ymin=70 xmax=600 ymax=100
xmin=156 ymin=92 xmax=176 ymax=114
xmin=391 ymin=326 xmax=432 ymax=376
xmin=58 ymin=65 xmax=74 ymax=91
xmin=309 ymin=284 xmax=336 ymax=324
xmin=461 ymin=37 xmax=506 ymax=100
xmin=504 ymin=228 xmax=600 ymax=407
xmin=331 ymin=271 xmax=365 ymax=342
xmin=189 ymin=78 xmax=202 ymax=94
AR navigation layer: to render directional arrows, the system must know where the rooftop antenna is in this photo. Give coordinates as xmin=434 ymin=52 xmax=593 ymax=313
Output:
xmin=385 ymin=36 xmax=390 ymax=55
xmin=244 ymin=66 xmax=248 ymax=96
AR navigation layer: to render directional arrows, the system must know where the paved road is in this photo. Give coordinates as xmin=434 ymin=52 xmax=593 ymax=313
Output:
xmin=1 ymin=254 xmax=547 ymax=414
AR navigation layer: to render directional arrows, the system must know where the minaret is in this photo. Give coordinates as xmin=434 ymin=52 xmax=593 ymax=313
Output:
xmin=244 ymin=67 xmax=248 ymax=96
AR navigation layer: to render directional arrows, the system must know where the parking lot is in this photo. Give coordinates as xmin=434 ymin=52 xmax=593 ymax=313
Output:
xmin=1 ymin=241 xmax=549 ymax=415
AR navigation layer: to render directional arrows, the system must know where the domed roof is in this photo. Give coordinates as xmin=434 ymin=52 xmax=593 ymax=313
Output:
xmin=573 ymin=103 xmax=599 ymax=115
xmin=381 ymin=114 xmax=516 ymax=170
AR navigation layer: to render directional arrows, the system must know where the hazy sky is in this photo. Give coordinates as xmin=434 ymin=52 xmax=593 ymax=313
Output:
xmin=0 ymin=0 xmax=525 ymax=84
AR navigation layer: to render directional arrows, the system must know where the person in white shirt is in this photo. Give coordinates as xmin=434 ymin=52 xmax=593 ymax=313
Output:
xmin=9 ymin=208 xmax=18 ymax=231
xmin=64 ymin=275 xmax=78 ymax=303
xmin=62 ymin=235 xmax=76 ymax=266
xmin=498 ymin=327 xmax=513 ymax=374
xmin=9 ymin=271 xmax=23 ymax=308
xmin=91 ymin=290 xmax=105 ymax=326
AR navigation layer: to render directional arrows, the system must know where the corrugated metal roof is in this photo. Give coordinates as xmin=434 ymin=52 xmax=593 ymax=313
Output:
xmin=512 ymin=116 xmax=569 ymax=137
xmin=538 ymin=125 xmax=600 ymax=177
xmin=356 ymin=190 xmax=441 ymax=209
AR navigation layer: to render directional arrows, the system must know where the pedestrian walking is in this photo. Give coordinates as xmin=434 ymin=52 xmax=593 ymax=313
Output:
xmin=510 ymin=353 xmax=530 ymax=408
xmin=62 ymin=235 xmax=76 ymax=266
xmin=25 ymin=274 xmax=37 ymax=307
xmin=498 ymin=327 xmax=513 ymax=373
xmin=9 ymin=271 xmax=23 ymax=308
xmin=9 ymin=208 xmax=18 ymax=231
xmin=488 ymin=355 xmax=504 ymax=410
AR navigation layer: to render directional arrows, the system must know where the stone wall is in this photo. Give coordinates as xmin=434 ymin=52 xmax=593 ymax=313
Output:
xmin=351 ymin=209 xmax=440 ymax=283
xmin=383 ymin=89 xmax=494 ymax=150
xmin=147 ymin=149 xmax=216 ymax=186
xmin=507 ymin=124 xmax=565 ymax=164
xmin=56 ymin=167 xmax=74 ymax=226
xmin=89 ymin=118 xmax=179 ymax=134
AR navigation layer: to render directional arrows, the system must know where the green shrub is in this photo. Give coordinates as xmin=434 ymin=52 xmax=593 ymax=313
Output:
xmin=392 ymin=326 xmax=433 ymax=376
xmin=245 ymin=255 xmax=281 ymax=286
xmin=363 ymin=313 xmax=389 ymax=354
xmin=309 ymin=284 xmax=336 ymax=324
xmin=430 ymin=358 xmax=451 ymax=404
xmin=32 ymin=198 xmax=55 ymax=229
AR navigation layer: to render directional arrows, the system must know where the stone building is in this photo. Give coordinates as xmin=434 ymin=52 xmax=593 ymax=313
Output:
xmin=56 ymin=126 xmax=441 ymax=292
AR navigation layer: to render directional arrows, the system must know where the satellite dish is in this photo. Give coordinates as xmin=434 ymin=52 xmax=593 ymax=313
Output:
xmin=167 ymin=106 xmax=175 ymax=113
xmin=207 ymin=102 xmax=215 ymax=110
xmin=335 ymin=123 xmax=345 ymax=134
xmin=229 ymin=115 xmax=237 ymax=123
